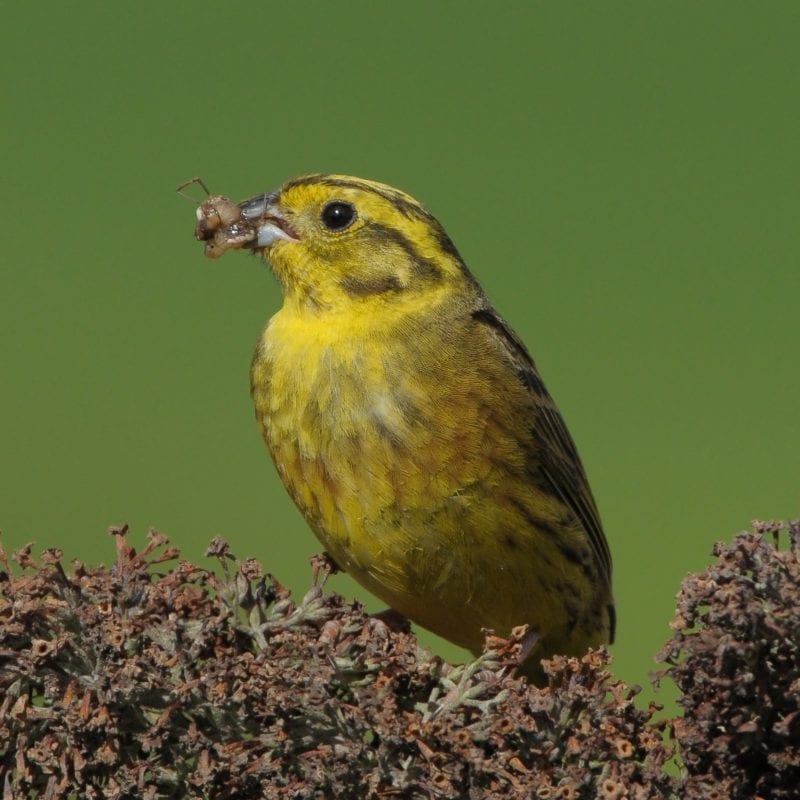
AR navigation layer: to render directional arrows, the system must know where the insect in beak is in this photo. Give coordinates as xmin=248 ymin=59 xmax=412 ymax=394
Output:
xmin=178 ymin=178 xmax=298 ymax=259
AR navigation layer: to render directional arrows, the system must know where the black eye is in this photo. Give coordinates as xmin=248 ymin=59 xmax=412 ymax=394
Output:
xmin=321 ymin=201 xmax=356 ymax=231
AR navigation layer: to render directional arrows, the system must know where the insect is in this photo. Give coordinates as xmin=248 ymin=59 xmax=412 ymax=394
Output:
xmin=178 ymin=177 xmax=261 ymax=259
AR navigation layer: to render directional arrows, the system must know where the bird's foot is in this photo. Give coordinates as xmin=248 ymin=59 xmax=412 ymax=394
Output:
xmin=310 ymin=551 xmax=341 ymax=587
xmin=517 ymin=626 xmax=541 ymax=664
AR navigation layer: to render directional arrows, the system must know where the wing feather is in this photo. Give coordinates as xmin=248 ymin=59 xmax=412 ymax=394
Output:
xmin=471 ymin=307 xmax=613 ymax=588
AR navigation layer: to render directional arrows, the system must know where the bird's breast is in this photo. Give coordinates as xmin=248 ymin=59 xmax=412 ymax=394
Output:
xmin=253 ymin=310 xmax=481 ymax=504
xmin=250 ymin=306 xmax=523 ymax=568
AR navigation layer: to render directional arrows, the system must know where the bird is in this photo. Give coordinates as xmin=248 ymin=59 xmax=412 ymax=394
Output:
xmin=191 ymin=173 xmax=614 ymax=682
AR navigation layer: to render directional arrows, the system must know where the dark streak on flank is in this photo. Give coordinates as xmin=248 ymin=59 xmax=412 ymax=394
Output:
xmin=511 ymin=496 xmax=596 ymax=583
xmin=555 ymin=538 xmax=591 ymax=572
xmin=508 ymin=497 xmax=561 ymax=542
xmin=249 ymin=339 xmax=266 ymax=399
xmin=556 ymin=587 xmax=579 ymax=629
xmin=503 ymin=533 xmax=519 ymax=550
xmin=367 ymin=413 xmax=405 ymax=448
xmin=340 ymin=274 xmax=403 ymax=297
xmin=394 ymin=393 xmax=425 ymax=428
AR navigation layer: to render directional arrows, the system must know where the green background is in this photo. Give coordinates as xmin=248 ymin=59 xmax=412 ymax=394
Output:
xmin=2 ymin=2 xmax=798 ymax=701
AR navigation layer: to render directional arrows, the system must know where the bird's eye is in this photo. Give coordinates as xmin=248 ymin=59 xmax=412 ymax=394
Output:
xmin=321 ymin=201 xmax=356 ymax=231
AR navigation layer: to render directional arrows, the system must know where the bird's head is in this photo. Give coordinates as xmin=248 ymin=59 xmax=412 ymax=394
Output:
xmin=227 ymin=174 xmax=474 ymax=311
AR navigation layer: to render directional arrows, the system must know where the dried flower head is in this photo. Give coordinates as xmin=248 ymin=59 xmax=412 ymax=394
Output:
xmin=2 ymin=521 xmax=798 ymax=798
xmin=659 ymin=521 xmax=800 ymax=799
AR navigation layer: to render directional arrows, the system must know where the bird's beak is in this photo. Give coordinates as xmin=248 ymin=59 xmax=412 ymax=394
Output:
xmin=238 ymin=192 xmax=299 ymax=249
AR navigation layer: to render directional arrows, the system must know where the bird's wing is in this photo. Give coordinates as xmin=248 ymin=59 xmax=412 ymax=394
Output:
xmin=471 ymin=307 xmax=613 ymax=589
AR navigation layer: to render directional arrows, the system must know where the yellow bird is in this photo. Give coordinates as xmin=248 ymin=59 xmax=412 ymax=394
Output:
xmin=192 ymin=174 xmax=614 ymax=681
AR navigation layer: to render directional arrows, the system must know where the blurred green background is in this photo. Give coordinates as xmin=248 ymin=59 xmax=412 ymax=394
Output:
xmin=1 ymin=2 xmax=798 ymax=700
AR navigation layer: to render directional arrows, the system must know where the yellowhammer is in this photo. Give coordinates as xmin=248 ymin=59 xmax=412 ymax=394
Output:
xmin=189 ymin=174 xmax=614 ymax=682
